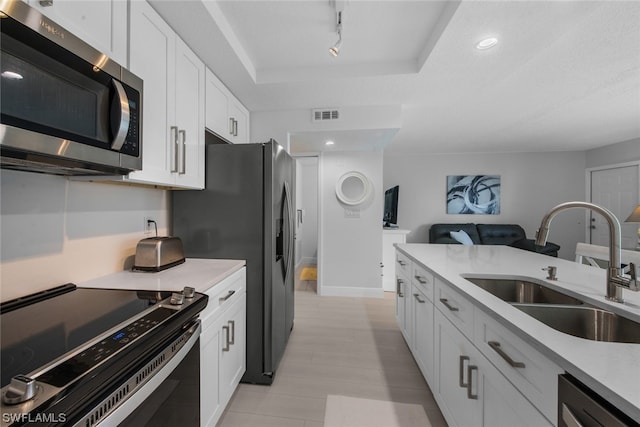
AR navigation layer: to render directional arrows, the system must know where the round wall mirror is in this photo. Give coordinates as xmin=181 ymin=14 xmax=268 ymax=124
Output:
xmin=336 ymin=171 xmax=371 ymax=205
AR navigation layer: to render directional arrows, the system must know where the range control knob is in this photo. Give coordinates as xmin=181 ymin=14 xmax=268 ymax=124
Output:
xmin=170 ymin=292 xmax=184 ymax=305
xmin=3 ymin=375 xmax=37 ymax=405
xmin=183 ymin=286 xmax=195 ymax=298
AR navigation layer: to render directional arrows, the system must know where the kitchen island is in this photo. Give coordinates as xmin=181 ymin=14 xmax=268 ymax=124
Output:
xmin=395 ymin=244 xmax=640 ymax=425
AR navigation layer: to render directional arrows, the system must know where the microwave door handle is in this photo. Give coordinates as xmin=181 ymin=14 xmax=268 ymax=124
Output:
xmin=110 ymin=80 xmax=130 ymax=151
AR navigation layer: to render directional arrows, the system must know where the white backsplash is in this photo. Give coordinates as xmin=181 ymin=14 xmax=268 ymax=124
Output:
xmin=0 ymin=170 xmax=168 ymax=302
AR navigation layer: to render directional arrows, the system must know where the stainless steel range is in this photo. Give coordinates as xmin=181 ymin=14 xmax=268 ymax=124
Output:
xmin=0 ymin=284 xmax=207 ymax=426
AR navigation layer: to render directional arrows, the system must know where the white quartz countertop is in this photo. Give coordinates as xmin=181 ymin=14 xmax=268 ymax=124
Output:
xmin=395 ymin=244 xmax=640 ymax=422
xmin=79 ymin=258 xmax=246 ymax=294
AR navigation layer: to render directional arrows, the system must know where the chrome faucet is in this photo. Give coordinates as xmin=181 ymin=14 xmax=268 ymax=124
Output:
xmin=535 ymin=201 xmax=639 ymax=303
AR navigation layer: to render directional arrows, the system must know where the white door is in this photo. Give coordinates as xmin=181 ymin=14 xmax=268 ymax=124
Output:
xmin=590 ymin=165 xmax=639 ymax=250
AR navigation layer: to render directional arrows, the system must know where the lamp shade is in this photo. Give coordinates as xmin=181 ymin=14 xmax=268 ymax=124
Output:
xmin=625 ymin=205 xmax=640 ymax=222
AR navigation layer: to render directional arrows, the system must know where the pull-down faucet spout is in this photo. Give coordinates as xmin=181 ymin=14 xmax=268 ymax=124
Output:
xmin=535 ymin=201 xmax=638 ymax=303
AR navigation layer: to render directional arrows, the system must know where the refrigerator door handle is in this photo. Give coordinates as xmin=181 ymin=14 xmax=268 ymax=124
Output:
xmin=283 ymin=181 xmax=294 ymax=283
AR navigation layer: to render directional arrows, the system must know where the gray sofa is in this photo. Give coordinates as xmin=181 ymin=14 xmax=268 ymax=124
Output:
xmin=429 ymin=223 xmax=560 ymax=257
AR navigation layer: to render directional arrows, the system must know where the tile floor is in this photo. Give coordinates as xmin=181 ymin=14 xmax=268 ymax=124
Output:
xmin=217 ymin=269 xmax=447 ymax=427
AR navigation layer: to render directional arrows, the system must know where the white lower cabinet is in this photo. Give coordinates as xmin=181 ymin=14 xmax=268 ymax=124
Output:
xmin=395 ymin=273 xmax=411 ymax=345
xmin=219 ymin=296 xmax=246 ymax=402
xmin=396 ymin=250 xmax=555 ymax=427
xmin=200 ymin=320 xmax=222 ymax=425
xmin=411 ymin=285 xmax=434 ymax=383
xmin=200 ymin=268 xmax=246 ymax=427
xmin=435 ymin=309 xmax=481 ymax=427
xmin=435 ymin=310 xmax=551 ymax=427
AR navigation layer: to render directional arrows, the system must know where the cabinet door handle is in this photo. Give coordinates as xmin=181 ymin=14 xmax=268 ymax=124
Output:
xmin=396 ymin=279 xmax=404 ymax=297
xmin=466 ymin=365 xmax=478 ymax=400
xmin=170 ymin=126 xmax=179 ymax=172
xmin=219 ymin=290 xmax=236 ymax=302
xmin=414 ymin=275 xmax=428 ymax=284
xmin=222 ymin=325 xmax=230 ymax=352
xmin=439 ymin=298 xmax=459 ymax=312
xmin=413 ymin=293 xmax=425 ymax=303
xmin=488 ymin=341 xmax=525 ymax=368
xmin=397 ymin=260 xmax=406 ymax=266
xmin=233 ymin=119 xmax=238 ymax=136
xmin=459 ymin=355 xmax=470 ymax=388
xmin=178 ymin=129 xmax=186 ymax=174
xmin=228 ymin=320 xmax=235 ymax=345
xmin=229 ymin=117 xmax=235 ymax=135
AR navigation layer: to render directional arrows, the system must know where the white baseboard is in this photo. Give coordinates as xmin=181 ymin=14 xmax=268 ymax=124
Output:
xmin=319 ymin=285 xmax=384 ymax=298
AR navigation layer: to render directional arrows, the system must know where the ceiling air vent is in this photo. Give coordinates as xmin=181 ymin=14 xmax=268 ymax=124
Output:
xmin=312 ymin=108 xmax=340 ymax=122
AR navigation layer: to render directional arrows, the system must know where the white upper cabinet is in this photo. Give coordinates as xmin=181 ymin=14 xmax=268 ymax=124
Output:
xmin=126 ymin=1 xmax=204 ymax=189
xmin=28 ymin=0 xmax=127 ymax=66
xmin=174 ymin=38 xmax=205 ymax=188
xmin=205 ymin=68 xmax=250 ymax=144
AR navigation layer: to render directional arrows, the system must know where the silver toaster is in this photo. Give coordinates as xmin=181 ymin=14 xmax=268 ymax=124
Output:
xmin=133 ymin=236 xmax=185 ymax=271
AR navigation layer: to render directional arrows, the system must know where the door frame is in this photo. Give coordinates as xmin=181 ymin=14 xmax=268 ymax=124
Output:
xmin=585 ymin=160 xmax=640 ymax=244
xmin=292 ymin=153 xmax=321 ymax=295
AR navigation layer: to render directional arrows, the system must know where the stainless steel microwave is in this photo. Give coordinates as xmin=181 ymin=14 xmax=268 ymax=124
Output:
xmin=0 ymin=0 xmax=143 ymax=176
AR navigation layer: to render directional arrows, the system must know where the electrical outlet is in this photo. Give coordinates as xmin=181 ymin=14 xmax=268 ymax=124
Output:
xmin=143 ymin=216 xmax=154 ymax=234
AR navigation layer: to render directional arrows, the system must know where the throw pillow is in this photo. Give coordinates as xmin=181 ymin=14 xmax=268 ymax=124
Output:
xmin=450 ymin=230 xmax=474 ymax=245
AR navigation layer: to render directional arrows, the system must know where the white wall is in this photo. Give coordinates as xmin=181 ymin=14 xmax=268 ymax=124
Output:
xmin=383 ymin=151 xmax=587 ymax=260
xmin=319 ymin=150 xmax=383 ymax=297
xmin=586 ymin=137 xmax=640 ymax=168
xmin=250 ymin=105 xmax=403 ymax=151
xmin=1 ymin=170 xmax=168 ymax=302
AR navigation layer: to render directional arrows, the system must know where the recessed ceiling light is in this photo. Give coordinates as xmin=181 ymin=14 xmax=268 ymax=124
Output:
xmin=476 ymin=37 xmax=498 ymax=50
xmin=325 ymin=140 xmax=335 ymax=146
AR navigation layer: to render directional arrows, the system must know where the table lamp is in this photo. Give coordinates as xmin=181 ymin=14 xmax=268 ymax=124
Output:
xmin=625 ymin=205 xmax=640 ymax=250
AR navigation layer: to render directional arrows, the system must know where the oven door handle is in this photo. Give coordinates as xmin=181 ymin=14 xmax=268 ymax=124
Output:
xmin=561 ymin=403 xmax=584 ymax=427
xmin=97 ymin=320 xmax=201 ymax=426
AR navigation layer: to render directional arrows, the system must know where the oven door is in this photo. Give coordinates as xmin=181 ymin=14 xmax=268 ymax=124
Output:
xmin=75 ymin=321 xmax=200 ymax=427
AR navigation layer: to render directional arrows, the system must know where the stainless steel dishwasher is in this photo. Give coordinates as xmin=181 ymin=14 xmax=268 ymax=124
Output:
xmin=558 ymin=374 xmax=639 ymax=427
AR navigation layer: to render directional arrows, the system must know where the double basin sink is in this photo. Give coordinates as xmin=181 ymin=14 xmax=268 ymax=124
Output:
xmin=464 ymin=277 xmax=640 ymax=344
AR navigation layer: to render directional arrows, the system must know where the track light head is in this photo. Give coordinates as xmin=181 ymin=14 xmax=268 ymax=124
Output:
xmin=329 ymin=10 xmax=343 ymax=57
xmin=329 ymin=34 xmax=342 ymax=57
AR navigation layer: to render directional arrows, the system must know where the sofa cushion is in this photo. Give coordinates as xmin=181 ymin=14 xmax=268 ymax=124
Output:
xmin=450 ymin=230 xmax=475 ymax=245
xmin=477 ymin=224 xmax=526 ymax=245
xmin=429 ymin=223 xmax=481 ymax=244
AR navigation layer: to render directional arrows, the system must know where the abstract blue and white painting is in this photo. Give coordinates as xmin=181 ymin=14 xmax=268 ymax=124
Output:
xmin=446 ymin=175 xmax=501 ymax=214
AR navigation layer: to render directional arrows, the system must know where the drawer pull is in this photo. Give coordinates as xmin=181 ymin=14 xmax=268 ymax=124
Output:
xmin=488 ymin=341 xmax=525 ymax=368
xmin=219 ymin=290 xmax=236 ymax=302
xmin=466 ymin=365 xmax=478 ymax=400
xmin=414 ymin=275 xmax=428 ymax=284
xmin=397 ymin=259 xmax=406 ymax=266
xmin=413 ymin=293 xmax=426 ymax=303
xmin=459 ymin=355 xmax=470 ymax=387
xmin=439 ymin=298 xmax=459 ymax=312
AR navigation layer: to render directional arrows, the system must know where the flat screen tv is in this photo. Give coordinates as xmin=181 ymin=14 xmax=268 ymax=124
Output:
xmin=383 ymin=185 xmax=399 ymax=228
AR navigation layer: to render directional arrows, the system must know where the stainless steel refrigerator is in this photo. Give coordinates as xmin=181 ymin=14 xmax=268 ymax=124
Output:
xmin=172 ymin=140 xmax=295 ymax=385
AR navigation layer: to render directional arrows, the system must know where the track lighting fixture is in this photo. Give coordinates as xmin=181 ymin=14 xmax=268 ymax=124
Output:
xmin=329 ymin=11 xmax=343 ymax=57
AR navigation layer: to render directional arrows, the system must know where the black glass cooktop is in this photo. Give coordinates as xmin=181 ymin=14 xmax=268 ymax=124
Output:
xmin=0 ymin=285 xmax=171 ymax=387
